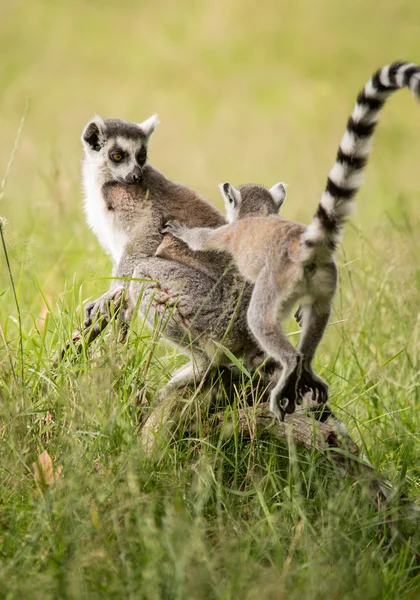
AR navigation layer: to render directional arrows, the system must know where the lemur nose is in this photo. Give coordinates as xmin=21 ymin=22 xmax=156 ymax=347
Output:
xmin=126 ymin=168 xmax=143 ymax=184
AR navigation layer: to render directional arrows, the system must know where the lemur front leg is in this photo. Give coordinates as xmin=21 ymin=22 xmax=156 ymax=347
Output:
xmin=84 ymin=251 xmax=143 ymax=328
xmin=247 ymin=267 xmax=303 ymax=421
xmin=84 ymin=284 xmax=125 ymax=329
xmin=162 ymin=220 xmax=219 ymax=252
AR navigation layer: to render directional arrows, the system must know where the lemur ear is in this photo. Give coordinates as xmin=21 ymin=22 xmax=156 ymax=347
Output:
xmin=219 ymin=182 xmax=242 ymax=207
xmin=137 ymin=114 xmax=159 ymax=143
xmin=219 ymin=183 xmax=242 ymax=223
xmin=269 ymin=182 xmax=287 ymax=210
xmin=82 ymin=116 xmax=106 ymax=152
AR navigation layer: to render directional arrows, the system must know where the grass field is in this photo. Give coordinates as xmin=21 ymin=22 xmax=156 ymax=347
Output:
xmin=1 ymin=0 xmax=420 ymax=598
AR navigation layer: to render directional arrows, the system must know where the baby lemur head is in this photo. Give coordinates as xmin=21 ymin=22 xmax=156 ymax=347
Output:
xmin=81 ymin=114 xmax=159 ymax=185
xmin=219 ymin=182 xmax=287 ymax=222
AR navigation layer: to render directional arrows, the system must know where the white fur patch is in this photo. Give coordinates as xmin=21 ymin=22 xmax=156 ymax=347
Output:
xmin=320 ymin=192 xmax=354 ymax=220
xmin=329 ymin=162 xmax=364 ymax=189
xmin=219 ymin=182 xmax=242 ymax=222
xmin=336 ymin=198 xmax=355 ymax=217
xmin=303 ymin=220 xmax=324 ymax=243
xmin=115 ymin=136 xmax=141 ymax=153
xmin=395 ymin=63 xmax=417 ymax=88
xmin=320 ymin=191 xmax=336 ymax=214
xmin=352 ymin=102 xmax=378 ymax=124
xmin=269 ymin=182 xmax=287 ymax=209
xmin=340 ymin=130 xmax=372 ymax=157
xmin=330 ymin=231 xmax=343 ymax=245
xmin=81 ymin=116 xmax=106 ymax=147
xmin=364 ymin=78 xmax=392 ymax=100
xmin=137 ymin=114 xmax=159 ymax=141
xmin=379 ymin=65 xmax=391 ymax=87
xmin=92 ymin=114 xmax=105 ymax=128
xmin=328 ymin=162 xmax=347 ymax=187
xmin=82 ymin=157 xmax=128 ymax=264
xmin=409 ymin=72 xmax=420 ymax=96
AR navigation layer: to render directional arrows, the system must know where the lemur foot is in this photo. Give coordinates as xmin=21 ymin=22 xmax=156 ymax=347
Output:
xmin=298 ymin=365 xmax=329 ymax=404
xmin=294 ymin=306 xmax=304 ymax=326
xmin=84 ymin=286 xmax=125 ymax=328
xmin=161 ymin=220 xmax=188 ymax=240
xmin=269 ymin=357 xmax=303 ymax=421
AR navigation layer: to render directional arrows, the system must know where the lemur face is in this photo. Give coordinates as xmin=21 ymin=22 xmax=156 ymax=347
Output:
xmin=219 ymin=182 xmax=287 ymax=222
xmin=81 ymin=115 xmax=158 ymax=185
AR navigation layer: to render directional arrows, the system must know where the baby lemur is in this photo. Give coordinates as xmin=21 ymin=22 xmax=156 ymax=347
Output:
xmin=163 ymin=60 xmax=420 ymax=420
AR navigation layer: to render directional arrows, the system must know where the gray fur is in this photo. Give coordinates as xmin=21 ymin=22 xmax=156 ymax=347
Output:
xmin=81 ymin=121 xmax=266 ymax=397
xmin=220 ymin=182 xmax=286 ymax=223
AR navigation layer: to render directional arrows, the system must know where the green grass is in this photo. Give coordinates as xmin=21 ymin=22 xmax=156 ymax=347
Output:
xmin=1 ymin=0 xmax=420 ymax=597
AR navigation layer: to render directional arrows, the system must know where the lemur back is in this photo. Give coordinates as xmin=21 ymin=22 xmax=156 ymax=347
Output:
xmin=164 ymin=61 xmax=420 ymax=420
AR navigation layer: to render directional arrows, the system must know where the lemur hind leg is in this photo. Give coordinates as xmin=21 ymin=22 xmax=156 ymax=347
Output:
xmin=296 ymin=301 xmax=332 ymax=404
xmin=296 ymin=262 xmax=337 ymax=403
xmin=246 ymin=267 xmax=302 ymax=421
xmin=165 ymin=358 xmax=208 ymax=388
xmin=155 ymin=354 xmax=213 ymax=404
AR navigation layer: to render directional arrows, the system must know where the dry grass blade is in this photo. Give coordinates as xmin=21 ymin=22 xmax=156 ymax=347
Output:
xmin=33 ymin=450 xmax=62 ymax=488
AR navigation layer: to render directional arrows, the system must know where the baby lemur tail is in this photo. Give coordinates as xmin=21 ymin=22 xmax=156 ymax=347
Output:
xmin=302 ymin=61 xmax=420 ymax=259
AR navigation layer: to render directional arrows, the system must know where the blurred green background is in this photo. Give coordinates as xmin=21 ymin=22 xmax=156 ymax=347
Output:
xmin=1 ymin=2 xmax=420 ymax=597
xmin=1 ymin=0 xmax=420 ymax=315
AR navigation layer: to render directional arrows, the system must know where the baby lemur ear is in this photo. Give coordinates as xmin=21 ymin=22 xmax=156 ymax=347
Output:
xmin=137 ymin=114 xmax=159 ymax=143
xmin=82 ymin=116 xmax=106 ymax=152
xmin=219 ymin=182 xmax=242 ymax=206
xmin=269 ymin=182 xmax=287 ymax=210
xmin=219 ymin=183 xmax=242 ymax=223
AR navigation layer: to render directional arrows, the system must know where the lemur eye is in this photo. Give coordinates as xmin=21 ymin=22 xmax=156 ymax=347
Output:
xmin=111 ymin=153 xmax=123 ymax=162
xmin=137 ymin=149 xmax=147 ymax=165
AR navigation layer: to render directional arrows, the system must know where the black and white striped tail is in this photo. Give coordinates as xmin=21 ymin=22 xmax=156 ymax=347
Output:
xmin=302 ymin=61 xmax=420 ymax=257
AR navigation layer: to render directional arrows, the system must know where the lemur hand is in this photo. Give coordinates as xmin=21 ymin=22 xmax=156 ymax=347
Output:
xmin=298 ymin=364 xmax=329 ymax=404
xmin=161 ymin=220 xmax=188 ymax=240
xmin=84 ymin=286 xmax=125 ymax=329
